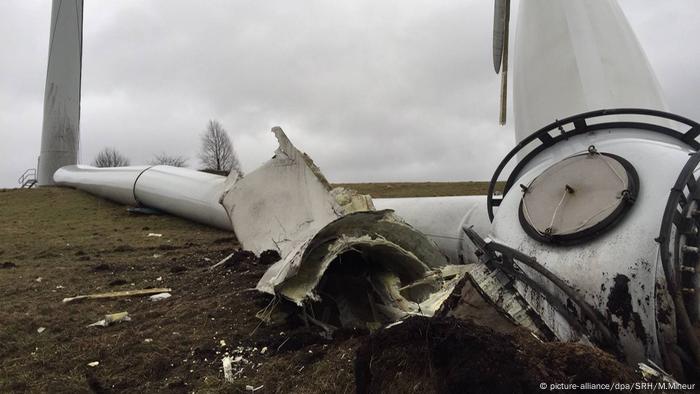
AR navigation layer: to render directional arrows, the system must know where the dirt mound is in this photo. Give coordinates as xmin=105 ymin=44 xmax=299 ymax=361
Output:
xmin=224 ymin=249 xmax=258 ymax=270
xmin=259 ymin=249 xmax=281 ymax=265
xmin=355 ymin=316 xmax=639 ymax=394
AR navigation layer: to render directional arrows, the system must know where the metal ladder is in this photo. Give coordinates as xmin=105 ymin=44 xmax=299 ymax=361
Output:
xmin=18 ymin=168 xmax=37 ymax=188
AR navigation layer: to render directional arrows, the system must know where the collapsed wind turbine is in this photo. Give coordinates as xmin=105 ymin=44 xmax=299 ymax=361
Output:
xmin=43 ymin=0 xmax=700 ymax=382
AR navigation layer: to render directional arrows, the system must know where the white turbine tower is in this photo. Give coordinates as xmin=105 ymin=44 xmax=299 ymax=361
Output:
xmin=38 ymin=0 xmax=83 ymax=185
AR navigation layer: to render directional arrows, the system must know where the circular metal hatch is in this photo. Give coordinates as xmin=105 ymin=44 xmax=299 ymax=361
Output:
xmin=519 ymin=147 xmax=639 ymax=244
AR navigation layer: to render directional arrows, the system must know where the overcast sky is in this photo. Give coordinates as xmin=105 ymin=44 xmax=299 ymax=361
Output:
xmin=1 ymin=0 xmax=699 ymax=188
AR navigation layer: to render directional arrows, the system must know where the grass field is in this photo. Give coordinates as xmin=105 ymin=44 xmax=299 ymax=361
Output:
xmin=333 ymin=181 xmax=500 ymax=198
xmin=0 ymin=182 xmax=491 ymax=392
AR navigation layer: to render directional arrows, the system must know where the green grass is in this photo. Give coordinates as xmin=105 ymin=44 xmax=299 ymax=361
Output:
xmin=333 ymin=181 xmax=502 ymax=198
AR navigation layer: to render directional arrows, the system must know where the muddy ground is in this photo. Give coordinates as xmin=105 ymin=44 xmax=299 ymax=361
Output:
xmin=0 ymin=186 xmax=643 ymax=393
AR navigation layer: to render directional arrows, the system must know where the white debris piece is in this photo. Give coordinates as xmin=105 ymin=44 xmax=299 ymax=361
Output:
xmin=37 ymin=327 xmax=46 ymax=334
xmin=222 ymin=356 xmax=234 ymax=383
xmin=149 ymin=292 xmax=171 ymax=301
xmin=220 ymin=128 xmax=468 ymax=331
xmin=147 ymin=233 xmax=162 ymax=237
xmin=209 ymin=252 xmax=234 ymax=270
xmin=87 ymin=361 xmax=99 ymax=367
xmin=260 ymin=346 xmax=268 ymax=355
xmin=260 ymin=211 xmax=466 ymax=328
xmin=144 ymin=338 xmax=153 ymax=343
xmin=220 ymin=127 xmax=343 ymax=258
xmin=331 ymin=187 xmax=375 ymax=213
xmin=87 ymin=312 xmax=131 ymax=327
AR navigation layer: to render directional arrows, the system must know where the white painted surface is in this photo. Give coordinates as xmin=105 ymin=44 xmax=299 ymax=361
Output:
xmin=54 ymin=164 xmax=231 ymax=230
xmin=54 ymin=165 xmax=146 ymax=205
xmin=220 ymin=127 xmax=342 ymax=256
xmin=374 ymin=196 xmax=490 ymax=264
xmin=134 ymin=165 xmax=231 ymax=230
xmin=513 ymin=0 xmax=666 ymax=143
xmin=38 ymin=0 xmax=83 ymax=185
xmin=490 ymin=129 xmax=694 ymax=365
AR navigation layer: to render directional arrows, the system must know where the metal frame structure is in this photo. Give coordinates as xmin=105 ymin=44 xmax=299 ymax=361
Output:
xmin=657 ymin=151 xmax=700 ymax=368
xmin=463 ymin=227 xmax=619 ymax=354
xmin=487 ymin=108 xmax=700 ymax=221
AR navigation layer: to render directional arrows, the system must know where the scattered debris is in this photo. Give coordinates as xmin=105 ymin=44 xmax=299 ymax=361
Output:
xmin=210 ymin=250 xmax=258 ymax=270
xmin=222 ymin=356 xmax=234 ymax=383
xmin=331 ymin=187 xmax=375 ymax=213
xmin=37 ymin=327 xmax=46 ymax=334
xmin=1 ymin=261 xmax=16 ymax=269
xmin=155 ymin=276 xmax=162 ymax=281
xmin=62 ymin=288 xmax=172 ymax=303
xmin=209 ymin=252 xmax=234 ymax=270
xmin=35 ymin=277 xmax=43 ymax=283
xmin=87 ymin=312 xmax=131 ymax=327
xmin=259 ymin=250 xmax=281 ymax=265
xmin=246 ymin=384 xmax=264 ymax=392
xmin=147 ymin=233 xmax=162 ymax=237
xmin=638 ymin=361 xmax=678 ymax=384
xmin=260 ymin=346 xmax=268 ymax=354
xmin=149 ymin=292 xmax=171 ymax=302
xmin=87 ymin=361 xmax=99 ymax=367
xmin=144 ymin=338 xmax=153 ymax=343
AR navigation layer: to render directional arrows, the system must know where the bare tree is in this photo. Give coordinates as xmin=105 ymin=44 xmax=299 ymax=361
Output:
xmin=198 ymin=120 xmax=243 ymax=176
xmin=93 ymin=147 xmax=130 ymax=167
xmin=150 ymin=153 xmax=188 ymax=167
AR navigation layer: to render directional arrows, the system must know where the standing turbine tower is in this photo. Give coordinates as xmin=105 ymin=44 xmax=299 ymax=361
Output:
xmin=38 ymin=0 xmax=83 ymax=185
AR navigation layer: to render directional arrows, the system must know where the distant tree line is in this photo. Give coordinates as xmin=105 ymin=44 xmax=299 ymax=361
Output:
xmin=90 ymin=119 xmax=243 ymax=177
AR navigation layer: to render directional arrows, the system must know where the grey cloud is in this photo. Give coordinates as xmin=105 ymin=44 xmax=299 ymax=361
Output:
xmin=1 ymin=0 xmax=698 ymax=187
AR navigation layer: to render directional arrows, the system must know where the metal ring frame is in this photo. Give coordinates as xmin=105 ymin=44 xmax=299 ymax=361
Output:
xmin=487 ymin=108 xmax=700 ymax=221
xmin=517 ymin=152 xmax=640 ymax=245
xmin=657 ymin=151 xmax=700 ymax=369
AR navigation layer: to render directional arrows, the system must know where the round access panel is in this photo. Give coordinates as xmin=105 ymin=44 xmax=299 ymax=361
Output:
xmin=518 ymin=147 xmax=639 ymax=245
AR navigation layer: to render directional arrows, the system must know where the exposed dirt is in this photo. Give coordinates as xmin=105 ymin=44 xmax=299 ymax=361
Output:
xmin=0 ymin=187 xmax=645 ymax=393
xmin=0 ymin=188 xmax=357 ymax=393
xmin=355 ymin=317 xmax=641 ymax=394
